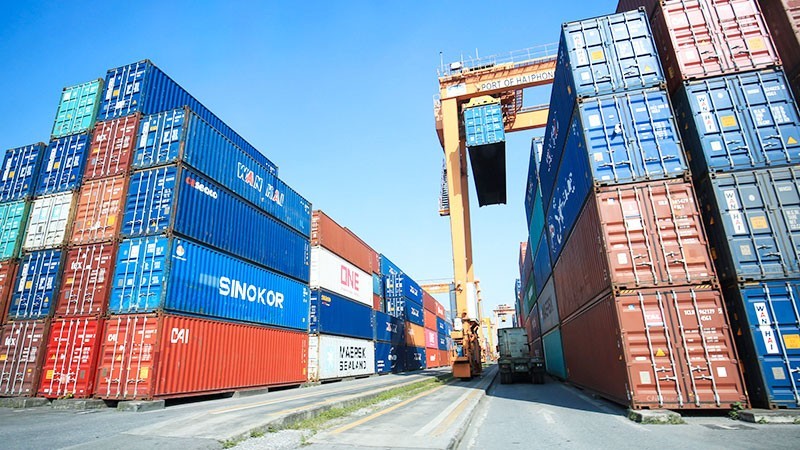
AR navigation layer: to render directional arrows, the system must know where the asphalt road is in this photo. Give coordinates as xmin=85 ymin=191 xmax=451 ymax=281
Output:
xmin=459 ymin=375 xmax=800 ymax=450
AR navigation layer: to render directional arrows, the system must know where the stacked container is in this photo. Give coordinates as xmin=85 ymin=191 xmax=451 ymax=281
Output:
xmin=422 ymin=290 xmax=450 ymax=368
xmin=381 ymin=254 xmax=430 ymax=372
xmin=534 ymin=9 xmax=748 ymax=410
xmin=308 ymin=211 xmax=377 ymax=381
xmin=617 ymin=0 xmax=800 ymax=409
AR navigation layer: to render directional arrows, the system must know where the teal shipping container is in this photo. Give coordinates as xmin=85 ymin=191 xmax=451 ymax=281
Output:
xmin=0 ymin=201 xmax=29 ymax=261
xmin=51 ymin=79 xmax=103 ymax=139
xmin=543 ymin=327 xmax=567 ymax=379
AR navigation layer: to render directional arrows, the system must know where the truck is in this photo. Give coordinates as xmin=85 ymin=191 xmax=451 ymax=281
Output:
xmin=497 ymin=327 xmax=544 ymax=384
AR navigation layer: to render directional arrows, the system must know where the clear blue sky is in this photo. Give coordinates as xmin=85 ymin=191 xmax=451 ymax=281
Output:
xmin=0 ymin=1 xmax=617 ymax=317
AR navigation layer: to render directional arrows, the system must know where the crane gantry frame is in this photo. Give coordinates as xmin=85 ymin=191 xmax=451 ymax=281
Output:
xmin=434 ymin=45 xmax=557 ymax=379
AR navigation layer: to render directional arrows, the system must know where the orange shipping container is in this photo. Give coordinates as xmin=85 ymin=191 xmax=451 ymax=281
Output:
xmin=438 ymin=349 xmax=450 ymax=367
xmin=85 ymin=114 xmax=140 ymax=180
xmin=404 ymin=321 xmax=425 ymax=348
xmin=70 ymin=175 xmax=127 ymax=245
xmin=0 ymin=261 xmax=18 ymax=324
xmin=38 ymin=317 xmax=104 ymax=399
xmin=427 ymin=350 xmax=441 ymax=368
xmin=373 ymin=293 xmax=382 ymax=311
xmin=95 ymin=314 xmax=308 ymax=400
xmin=424 ymin=310 xmax=437 ymax=331
xmin=57 ymin=243 xmax=116 ymax=317
xmin=311 ymin=210 xmax=378 ymax=274
xmin=0 ymin=320 xmax=49 ymax=397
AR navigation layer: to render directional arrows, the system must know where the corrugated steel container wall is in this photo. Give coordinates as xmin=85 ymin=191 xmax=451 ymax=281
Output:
xmin=532 ymin=232 xmax=551 ymax=299
xmin=555 ymin=179 xmax=717 ymax=321
xmin=110 ymin=236 xmax=309 ymax=330
xmin=403 ymin=300 xmax=425 ymax=327
xmin=530 ymin=337 xmax=544 ymax=359
xmin=404 ymin=346 xmax=427 ymax=371
xmin=672 ymin=69 xmax=800 ymax=177
xmin=122 ymin=164 xmax=310 ymax=282
xmin=36 ymin=134 xmax=90 ymax=196
xmin=529 ymin=190 xmax=545 ymax=245
xmin=9 ymin=250 xmax=62 ymax=320
xmin=375 ymin=342 xmax=400 ymax=374
xmin=98 ymin=60 xmax=278 ymax=175
xmin=374 ymin=311 xmax=405 ymax=344
xmin=543 ymin=328 xmax=567 ymax=379
xmin=135 ymin=108 xmax=310 ymax=236
xmin=523 ymin=275 xmax=535 ymax=316
xmin=0 ymin=319 xmax=48 ymax=397
xmin=310 ymin=289 xmax=374 ymax=340
xmin=22 ymin=192 xmax=77 ymax=251
xmin=425 ymin=328 xmax=438 ymax=349
xmin=70 ymin=175 xmax=127 ymax=245
xmin=525 ymin=138 xmax=541 ymax=224
xmin=438 ymin=333 xmax=448 ymax=351
xmin=518 ymin=241 xmax=528 ymax=278
xmin=435 ymin=300 xmax=446 ymax=319
xmin=385 ymin=274 xmax=424 ymax=305
xmin=0 ymin=200 xmax=30 ymax=261
xmin=96 ymin=314 xmax=308 ymax=400
xmin=373 ymin=293 xmax=382 ymax=311
xmin=423 ymin=291 xmax=437 ymax=313
xmin=521 ymin=240 xmax=533 ymax=290
xmin=405 ymin=322 xmax=426 ymax=348
xmin=0 ymin=261 xmax=18 ymax=324
xmin=308 ymin=334 xmax=374 ymax=381
xmin=760 ymin=0 xmax=800 ymax=77
xmin=538 ymin=277 xmax=560 ymax=334
xmin=310 ymin=246 xmax=372 ymax=307
xmin=650 ymin=0 xmax=780 ymax=93
xmin=424 ymin=310 xmax=437 ymax=330
xmin=38 ymin=317 xmax=103 ymax=399
xmin=312 ymin=212 xmax=378 ymax=275
xmin=372 ymin=273 xmax=382 ymax=296
xmin=463 ymin=103 xmax=505 ymax=147
xmin=0 ymin=143 xmax=46 ymax=202
xmin=529 ymin=303 xmax=542 ymax=342
xmin=724 ymin=280 xmax=800 ymax=408
xmin=57 ymin=243 xmax=116 ymax=317
xmin=380 ymin=254 xmax=403 ymax=278
xmin=698 ymin=167 xmax=800 ymax=282
xmin=427 ymin=349 xmax=441 ymax=368
xmin=51 ymin=79 xmax=103 ymax=139
xmin=436 ymin=317 xmax=447 ymax=335
xmin=558 ymin=9 xmax=663 ymax=101
xmin=85 ymin=114 xmax=140 ymax=180
xmin=562 ymin=286 xmax=747 ymax=409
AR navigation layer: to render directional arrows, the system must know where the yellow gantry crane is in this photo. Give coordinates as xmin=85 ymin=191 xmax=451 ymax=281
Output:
xmin=434 ymin=45 xmax=556 ymax=379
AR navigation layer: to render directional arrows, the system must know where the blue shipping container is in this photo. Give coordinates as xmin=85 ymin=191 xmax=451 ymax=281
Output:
xmin=310 ymin=289 xmax=374 ymax=340
xmin=727 ymin=280 xmax=800 ymax=409
xmin=0 ymin=201 xmax=30 ymax=261
xmin=374 ymin=310 xmax=405 ymax=344
xmin=121 ymin=164 xmax=310 ymax=282
xmin=36 ymin=134 xmax=90 ymax=196
xmin=532 ymin=231 xmax=551 ymax=298
xmin=0 ymin=143 xmax=46 ymax=202
xmin=372 ymin=273 xmax=382 ymax=297
xmin=375 ymin=342 xmax=401 ymax=374
xmin=9 ymin=249 xmax=62 ymax=319
xmin=698 ymin=167 xmax=800 ymax=282
xmin=380 ymin=254 xmax=402 ymax=277
xmin=98 ymin=60 xmax=277 ymax=175
xmin=109 ymin=236 xmax=309 ymax=330
xmin=384 ymin=273 xmax=423 ymax=304
xmin=524 ymin=138 xmax=541 ymax=223
xmin=52 ymin=79 xmax=103 ymax=139
xmin=463 ymin=103 xmax=505 ymax=147
xmin=543 ymin=327 xmax=567 ymax=379
xmin=436 ymin=317 xmax=447 ymax=335
xmin=404 ymin=346 xmax=427 ymax=371
xmin=404 ymin=300 xmax=424 ymax=327
xmin=672 ymin=69 xmax=800 ymax=177
xmin=134 ymin=108 xmax=311 ymax=236
xmin=438 ymin=333 xmax=448 ymax=351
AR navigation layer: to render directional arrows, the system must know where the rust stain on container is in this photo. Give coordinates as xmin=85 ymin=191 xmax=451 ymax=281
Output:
xmin=85 ymin=114 xmax=140 ymax=180
xmin=554 ymin=179 xmax=716 ymax=322
xmin=95 ymin=314 xmax=308 ymax=400
xmin=561 ymin=286 xmax=748 ymax=410
xmin=38 ymin=317 xmax=104 ymax=399
xmin=56 ymin=243 xmax=117 ymax=317
xmin=70 ymin=175 xmax=128 ymax=245
xmin=0 ymin=319 xmax=49 ymax=397
xmin=0 ymin=261 xmax=18 ymax=324
xmin=311 ymin=210 xmax=378 ymax=274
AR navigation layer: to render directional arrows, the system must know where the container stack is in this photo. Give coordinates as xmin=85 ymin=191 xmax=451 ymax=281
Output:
xmin=534 ymin=9 xmax=749 ymax=409
xmin=423 ymin=289 xmax=450 ymax=368
xmin=308 ymin=210 xmax=378 ymax=382
xmin=618 ymin=0 xmax=800 ymax=409
xmin=523 ymin=136 xmax=547 ymax=361
xmin=760 ymin=0 xmax=800 ymax=100
xmin=382 ymin=255 xmax=428 ymax=372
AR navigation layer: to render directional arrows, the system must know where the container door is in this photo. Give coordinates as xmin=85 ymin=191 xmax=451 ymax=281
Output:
xmin=763 ymin=168 xmax=800 ymax=276
xmin=0 ymin=201 xmax=29 ymax=260
xmin=10 ymin=250 xmax=62 ymax=319
xmin=36 ymin=134 xmax=90 ymax=196
xmin=0 ymin=320 xmax=47 ymax=397
xmin=70 ymin=176 xmax=127 ymax=245
xmin=708 ymin=0 xmax=780 ymax=73
xmin=109 ymin=237 xmax=169 ymax=313
xmin=0 ymin=144 xmax=44 ymax=202
xmin=51 ymin=80 xmax=103 ymax=139
xmin=86 ymin=114 xmax=140 ymax=180
xmin=23 ymin=192 xmax=76 ymax=251
xmin=58 ymin=243 xmax=116 ymax=317
xmin=134 ymin=109 xmax=187 ymax=168
xmin=38 ymin=317 xmax=103 ymax=399
xmin=121 ymin=166 xmax=177 ymax=237
xmin=95 ymin=315 xmax=159 ymax=400
xmin=99 ymin=62 xmax=149 ymax=121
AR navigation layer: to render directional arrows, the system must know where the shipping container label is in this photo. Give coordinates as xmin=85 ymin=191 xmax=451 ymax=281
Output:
xmin=310 ymin=247 xmax=371 ymax=306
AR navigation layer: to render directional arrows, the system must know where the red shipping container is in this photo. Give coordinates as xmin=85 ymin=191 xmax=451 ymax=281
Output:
xmin=311 ymin=211 xmax=378 ymax=274
xmin=0 ymin=320 xmax=49 ymax=397
xmin=345 ymin=226 xmax=380 ymax=275
xmin=645 ymin=0 xmax=779 ymax=92
xmin=85 ymin=114 xmax=140 ymax=180
xmin=0 ymin=261 xmax=18 ymax=324
xmin=554 ymin=179 xmax=716 ymax=323
xmin=70 ymin=175 xmax=128 ymax=245
xmin=57 ymin=243 xmax=116 ymax=317
xmin=373 ymin=293 xmax=382 ymax=311
xmin=423 ymin=290 xmax=436 ymax=313
xmin=438 ymin=349 xmax=450 ymax=367
xmin=434 ymin=301 xmax=446 ymax=319
xmin=561 ymin=286 xmax=748 ymax=410
xmin=761 ymin=0 xmax=800 ymax=77
xmin=427 ymin=349 xmax=441 ymax=368
xmin=530 ymin=337 xmax=544 ymax=360
xmin=404 ymin=322 xmax=426 ymax=348
xmin=95 ymin=314 xmax=308 ymax=400
xmin=424 ymin=310 xmax=437 ymax=331
xmin=38 ymin=317 xmax=104 ymax=398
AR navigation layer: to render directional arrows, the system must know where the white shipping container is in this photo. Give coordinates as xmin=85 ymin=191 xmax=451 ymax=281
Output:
xmin=310 ymin=246 xmax=372 ymax=306
xmin=308 ymin=334 xmax=375 ymax=381
xmin=23 ymin=192 xmax=77 ymax=251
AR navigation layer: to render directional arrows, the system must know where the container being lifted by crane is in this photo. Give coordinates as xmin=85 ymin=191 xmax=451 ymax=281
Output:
xmin=434 ymin=45 xmax=556 ymax=379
